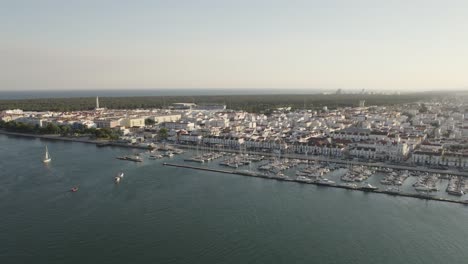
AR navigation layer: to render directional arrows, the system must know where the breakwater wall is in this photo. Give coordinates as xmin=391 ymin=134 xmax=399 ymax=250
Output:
xmin=163 ymin=162 xmax=468 ymax=206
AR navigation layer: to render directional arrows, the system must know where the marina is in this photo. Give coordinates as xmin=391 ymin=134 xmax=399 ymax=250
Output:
xmin=106 ymin=140 xmax=468 ymax=203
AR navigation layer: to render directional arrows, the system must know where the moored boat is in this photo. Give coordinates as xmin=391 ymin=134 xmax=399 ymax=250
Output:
xmin=116 ymin=155 xmax=143 ymax=162
xmin=360 ymin=183 xmax=378 ymax=191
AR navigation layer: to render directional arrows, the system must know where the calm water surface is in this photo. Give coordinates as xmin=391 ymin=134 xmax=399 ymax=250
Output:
xmin=1 ymin=135 xmax=467 ymax=264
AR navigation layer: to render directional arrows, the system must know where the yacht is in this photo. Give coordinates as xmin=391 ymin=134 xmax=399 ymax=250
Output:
xmin=173 ymin=149 xmax=185 ymax=154
xmin=149 ymin=154 xmax=163 ymax=159
xmin=116 ymin=155 xmax=143 ymax=162
xmin=385 ymin=187 xmax=400 ymax=194
xmin=360 ymin=183 xmax=378 ymax=191
xmin=316 ymin=178 xmax=335 ymax=186
xmin=164 ymin=152 xmax=174 ymax=158
xmin=415 ymin=185 xmax=432 ymax=192
xmin=296 ymin=176 xmax=312 ymax=183
xmin=341 ymin=183 xmax=358 ymax=189
xmin=185 ymin=156 xmax=205 ymax=163
xmin=447 ymin=189 xmax=464 ymax=196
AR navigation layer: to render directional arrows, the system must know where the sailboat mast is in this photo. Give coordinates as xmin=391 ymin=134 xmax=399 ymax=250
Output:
xmin=43 ymin=145 xmax=51 ymax=163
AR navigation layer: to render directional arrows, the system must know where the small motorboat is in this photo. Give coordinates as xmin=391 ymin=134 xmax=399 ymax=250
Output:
xmin=115 ymin=171 xmax=124 ymax=184
xmin=70 ymin=187 xmax=79 ymax=192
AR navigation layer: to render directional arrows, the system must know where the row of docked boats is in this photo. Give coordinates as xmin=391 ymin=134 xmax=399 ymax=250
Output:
xmin=412 ymin=173 xmax=439 ymax=193
xmin=296 ymin=166 xmax=330 ymax=178
xmin=150 ymin=151 xmax=174 ymax=159
xmin=341 ymin=165 xmax=375 ymax=182
xmin=185 ymin=152 xmax=225 ymax=163
xmin=380 ymin=170 xmax=410 ymax=185
xmin=118 ymin=149 xmax=180 ymax=161
xmin=219 ymin=154 xmax=266 ymax=168
xmin=295 ymin=174 xmax=378 ymax=191
xmin=258 ymin=158 xmax=301 ymax=174
xmin=446 ymin=176 xmax=466 ymax=196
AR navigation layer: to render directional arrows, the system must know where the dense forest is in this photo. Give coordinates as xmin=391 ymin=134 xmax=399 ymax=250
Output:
xmin=0 ymin=92 xmax=443 ymax=113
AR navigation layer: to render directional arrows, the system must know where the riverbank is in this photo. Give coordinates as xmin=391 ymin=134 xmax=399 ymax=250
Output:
xmin=163 ymin=162 xmax=468 ymax=205
xmin=0 ymin=130 xmax=103 ymax=143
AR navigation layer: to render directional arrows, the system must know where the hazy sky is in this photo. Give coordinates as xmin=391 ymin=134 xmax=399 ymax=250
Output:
xmin=1 ymin=0 xmax=468 ymax=91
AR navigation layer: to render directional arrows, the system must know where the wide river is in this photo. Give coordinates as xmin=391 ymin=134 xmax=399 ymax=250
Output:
xmin=1 ymin=134 xmax=468 ymax=264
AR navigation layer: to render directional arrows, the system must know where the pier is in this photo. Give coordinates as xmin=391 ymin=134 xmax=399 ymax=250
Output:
xmin=163 ymin=162 xmax=468 ymax=205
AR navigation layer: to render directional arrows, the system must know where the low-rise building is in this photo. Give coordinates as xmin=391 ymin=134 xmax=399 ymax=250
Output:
xmin=120 ymin=117 xmax=145 ymax=128
xmin=94 ymin=118 xmax=121 ymax=128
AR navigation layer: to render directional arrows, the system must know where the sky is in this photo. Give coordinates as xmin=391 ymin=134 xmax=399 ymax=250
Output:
xmin=1 ymin=0 xmax=468 ymax=91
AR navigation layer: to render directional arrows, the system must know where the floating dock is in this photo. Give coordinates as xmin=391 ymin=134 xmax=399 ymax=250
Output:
xmin=163 ymin=162 xmax=468 ymax=205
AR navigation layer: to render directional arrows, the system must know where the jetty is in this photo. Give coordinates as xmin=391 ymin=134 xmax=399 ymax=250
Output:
xmin=163 ymin=162 xmax=468 ymax=206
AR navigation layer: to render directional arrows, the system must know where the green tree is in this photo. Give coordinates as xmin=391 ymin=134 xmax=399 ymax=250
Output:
xmin=145 ymin=118 xmax=156 ymax=126
xmin=158 ymin=127 xmax=168 ymax=140
xmin=60 ymin=125 xmax=71 ymax=136
xmin=44 ymin=123 xmax=61 ymax=134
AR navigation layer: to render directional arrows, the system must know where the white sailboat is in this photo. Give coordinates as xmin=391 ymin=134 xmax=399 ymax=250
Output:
xmin=43 ymin=145 xmax=51 ymax=163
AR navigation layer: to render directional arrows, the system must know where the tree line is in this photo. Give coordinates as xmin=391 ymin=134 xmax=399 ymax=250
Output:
xmin=0 ymin=93 xmax=442 ymax=113
xmin=0 ymin=120 xmax=121 ymax=140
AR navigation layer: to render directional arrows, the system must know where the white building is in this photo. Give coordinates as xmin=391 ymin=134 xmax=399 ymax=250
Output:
xmin=164 ymin=121 xmax=195 ymax=131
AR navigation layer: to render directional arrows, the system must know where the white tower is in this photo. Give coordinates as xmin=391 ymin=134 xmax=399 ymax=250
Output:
xmin=359 ymin=100 xmax=366 ymax=108
xmin=96 ymin=96 xmax=100 ymax=109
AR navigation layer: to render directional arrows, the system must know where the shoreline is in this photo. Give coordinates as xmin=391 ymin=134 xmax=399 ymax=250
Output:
xmin=0 ymin=130 xmax=150 ymax=150
xmin=2 ymin=129 xmax=467 ymax=177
